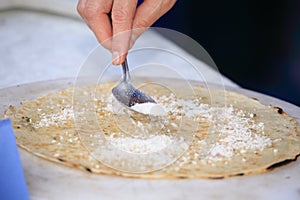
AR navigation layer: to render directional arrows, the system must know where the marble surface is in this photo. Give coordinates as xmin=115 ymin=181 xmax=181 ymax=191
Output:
xmin=1 ymin=1 xmax=299 ymax=200
xmin=0 ymin=8 xmax=237 ymax=90
xmin=0 ymin=9 xmax=97 ymax=88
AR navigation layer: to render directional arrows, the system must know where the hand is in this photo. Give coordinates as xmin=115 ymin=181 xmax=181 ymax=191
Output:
xmin=77 ymin=0 xmax=176 ymax=65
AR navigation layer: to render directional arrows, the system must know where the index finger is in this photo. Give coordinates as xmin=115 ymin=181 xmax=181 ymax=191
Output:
xmin=111 ymin=0 xmax=138 ymax=65
xmin=81 ymin=0 xmax=113 ymax=50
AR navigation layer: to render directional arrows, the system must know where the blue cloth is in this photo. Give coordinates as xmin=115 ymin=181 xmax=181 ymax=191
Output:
xmin=0 ymin=119 xmax=29 ymax=200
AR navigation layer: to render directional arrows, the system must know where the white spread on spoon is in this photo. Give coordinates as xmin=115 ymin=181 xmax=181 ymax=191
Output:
xmin=131 ymin=102 xmax=166 ymax=116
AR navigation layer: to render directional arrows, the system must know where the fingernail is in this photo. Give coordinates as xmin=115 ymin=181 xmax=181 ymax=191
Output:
xmin=112 ymin=51 xmax=120 ymax=65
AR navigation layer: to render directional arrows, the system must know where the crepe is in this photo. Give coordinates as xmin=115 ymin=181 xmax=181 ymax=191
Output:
xmin=4 ymin=82 xmax=300 ymax=179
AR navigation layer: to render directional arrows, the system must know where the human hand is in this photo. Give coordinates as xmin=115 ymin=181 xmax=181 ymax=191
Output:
xmin=77 ymin=0 xmax=176 ymax=65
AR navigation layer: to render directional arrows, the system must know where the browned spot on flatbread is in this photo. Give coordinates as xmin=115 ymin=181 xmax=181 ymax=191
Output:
xmin=273 ymin=106 xmax=285 ymax=115
xmin=177 ymin=176 xmax=188 ymax=179
xmin=85 ymin=167 xmax=92 ymax=173
xmin=267 ymin=154 xmax=299 ymax=171
xmin=233 ymin=173 xmax=245 ymax=177
xmin=57 ymin=158 xmax=65 ymax=162
xmin=209 ymin=176 xmax=224 ymax=180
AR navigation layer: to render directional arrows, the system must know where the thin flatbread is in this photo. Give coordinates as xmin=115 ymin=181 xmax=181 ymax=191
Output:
xmin=4 ymin=82 xmax=300 ymax=179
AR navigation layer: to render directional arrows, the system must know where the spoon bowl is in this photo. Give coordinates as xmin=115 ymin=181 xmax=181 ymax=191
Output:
xmin=112 ymin=58 xmax=156 ymax=107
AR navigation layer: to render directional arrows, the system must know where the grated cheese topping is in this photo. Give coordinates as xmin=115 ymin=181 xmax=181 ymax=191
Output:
xmin=30 ymin=87 xmax=273 ymax=165
xmin=203 ymin=106 xmax=272 ymax=162
xmin=107 ymin=135 xmax=173 ymax=154
xmin=34 ymin=107 xmax=74 ymax=128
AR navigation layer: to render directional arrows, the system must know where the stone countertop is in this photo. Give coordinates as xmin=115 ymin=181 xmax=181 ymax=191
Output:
xmin=0 ymin=1 xmax=238 ymax=89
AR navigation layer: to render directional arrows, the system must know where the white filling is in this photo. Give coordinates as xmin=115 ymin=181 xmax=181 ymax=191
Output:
xmin=107 ymin=135 xmax=173 ymax=153
xmin=131 ymin=102 xmax=166 ymax=116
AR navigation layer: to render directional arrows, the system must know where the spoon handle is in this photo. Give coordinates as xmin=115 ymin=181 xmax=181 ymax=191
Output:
xmin=121 ymin=58 xmax=131 ymax=82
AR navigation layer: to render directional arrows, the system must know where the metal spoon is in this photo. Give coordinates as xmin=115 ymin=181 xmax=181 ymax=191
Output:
xmin=112 ymin=58 xmax=156 ymax=107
